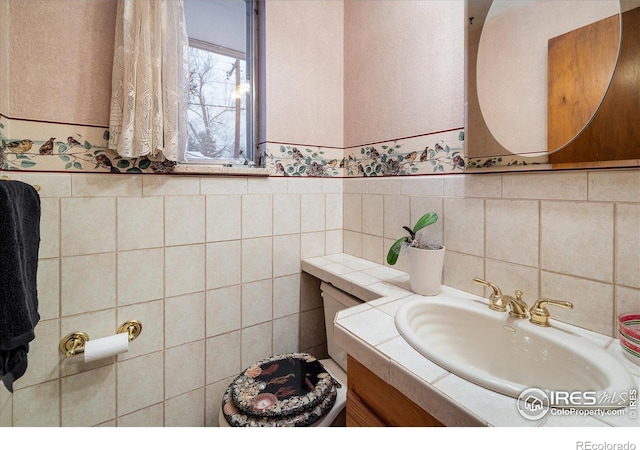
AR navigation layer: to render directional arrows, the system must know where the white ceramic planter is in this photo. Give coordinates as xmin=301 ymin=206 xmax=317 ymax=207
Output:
xmin=407 ymin=245 xmax=445 ymax=296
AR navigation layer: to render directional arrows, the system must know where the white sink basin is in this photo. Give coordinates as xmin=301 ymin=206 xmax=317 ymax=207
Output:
xmin=394 ymin=289 xmax=636 ymax=407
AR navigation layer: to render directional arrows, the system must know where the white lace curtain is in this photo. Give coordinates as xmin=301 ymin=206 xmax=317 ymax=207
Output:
xmin=109 ymin=0 xmax=189 ymax=162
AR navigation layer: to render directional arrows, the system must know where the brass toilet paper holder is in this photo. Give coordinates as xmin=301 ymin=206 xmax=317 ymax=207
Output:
xmin=59 ymin=320 xmax=143 ymax=358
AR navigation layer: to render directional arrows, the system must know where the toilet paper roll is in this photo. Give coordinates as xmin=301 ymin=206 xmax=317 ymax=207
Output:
xmin=83 ymin=333 xmax=129 ymax=363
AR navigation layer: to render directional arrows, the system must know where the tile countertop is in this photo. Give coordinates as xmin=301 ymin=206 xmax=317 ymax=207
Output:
xmin=301 ymin=253 xmax=640 ymax=427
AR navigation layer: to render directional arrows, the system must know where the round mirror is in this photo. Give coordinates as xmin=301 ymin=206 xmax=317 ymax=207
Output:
xmin=476 ymin=0 xmax=621 ymax=156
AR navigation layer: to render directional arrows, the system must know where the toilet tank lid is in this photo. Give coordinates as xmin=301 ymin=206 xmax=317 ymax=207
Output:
xmin=320 ymin=281 xmax=363 ymax=307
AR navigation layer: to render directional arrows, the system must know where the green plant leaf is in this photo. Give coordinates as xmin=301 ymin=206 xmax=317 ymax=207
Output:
xmin=413 ymin=212 xmax=438 ymax=234
xmin=20 ymin=160 xmax=36 ymax=168
xmin=386 ymin=237 xmax=407 ymax=265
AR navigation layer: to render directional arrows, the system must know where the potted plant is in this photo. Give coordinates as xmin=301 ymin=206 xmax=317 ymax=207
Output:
xmin=387 ymin=212 xmax=444 ymax=296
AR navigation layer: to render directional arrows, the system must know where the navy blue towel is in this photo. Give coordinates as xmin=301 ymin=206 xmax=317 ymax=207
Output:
xmin=0 ymin=179 xmax=41 ymax=392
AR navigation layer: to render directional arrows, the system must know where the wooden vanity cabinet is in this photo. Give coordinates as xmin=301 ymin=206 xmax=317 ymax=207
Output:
xmin=346 ymin=355 xmax=444 ymax=427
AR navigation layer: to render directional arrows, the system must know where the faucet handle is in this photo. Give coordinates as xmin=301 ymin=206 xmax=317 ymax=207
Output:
xmin=473 ymin=277 xmax=507 ymax=312
xmin=473 ymin=277 xmax=502 ymax=297
xmin=529 ymin=298 xmax=574 ymax=327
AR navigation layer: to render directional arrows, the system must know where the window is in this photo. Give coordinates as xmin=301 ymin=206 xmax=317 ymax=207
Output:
xmin=183 ymin=0 xmax=257 ymax=166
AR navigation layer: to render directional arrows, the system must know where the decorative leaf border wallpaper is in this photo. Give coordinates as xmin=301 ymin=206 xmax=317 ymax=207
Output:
xmin=4 ymin=115 xmax=548 ymax=177
xmin=264 ymin=129 xmax=466 ymax=177
xmin=466 ymin=154 xmax=548 ymax=169
xmin=0 ymin=115 xmax=177 ymax=174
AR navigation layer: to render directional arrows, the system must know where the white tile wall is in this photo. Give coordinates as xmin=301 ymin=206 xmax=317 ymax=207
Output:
xmin=6 ymin=173 xmax=336 ymax=427
xmin=344 ymin=170 xmax=640 ymax=337
xmin=486 ymin=199 xmax=539 ymax=267
xmin=6 ymin=168 xmax=639 ymax=428
xmin=117 ymin=196 xmax=164 ymax=250
xmin=117 ymin=352 xmax=164 ymax=416
xmin=241 ymin=279 xmax=273 ymax=327
xmin=61 ymin=197 xmax=116 ymax=256
xmin=242 ymin=194 xmax=273 ymax=238
xmin=61 ymin=253 xmax=116 ymax=315
xmin=206 ymin=285 xmax=241 ymax=337
xmin=206 ymin=194 xmax=241 ymax=241
xmin=241 ymin=237 xmax=273 ymax=283
xmin=206 ymin=241 xmax=241 ymax=289
xmin=117 ymin=248 xmax=164 ymax=305
xmin=164 ymin=389 xmax=205 ymax=427
xmin=241 ymin=322 xmax=273 ymax=368
xmin=616 ymin=203 xmax=640 ymax=289
xmin=164 ymin=292 xmax=206 ymax=347
xmin=117 ymin=404 xmax=164 ymax=427
xmin=301 ymin=193 xmax=326 ymax=233
xmin=273 ymin=193 xmax=301 ymax=235
xmin=164 ymin=195 xmax=205 ymax=246
xmin=164 ymin=244 xmax=206 ymax=297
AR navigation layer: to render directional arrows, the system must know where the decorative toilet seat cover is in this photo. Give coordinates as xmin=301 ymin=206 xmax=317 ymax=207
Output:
xmin=222 ymin=352 xmax=340 ymax=427
xmin=222 ymin=383 xmax=337 ymax=427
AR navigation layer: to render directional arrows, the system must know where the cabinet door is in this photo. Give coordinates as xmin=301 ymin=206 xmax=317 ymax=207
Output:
xmin=346 ymin=389 xmax=386 ymax=427
xmin=346 ymin=355 xmax=444 ymax=427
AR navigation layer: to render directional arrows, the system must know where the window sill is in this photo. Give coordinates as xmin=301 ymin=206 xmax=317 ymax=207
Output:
xmin=173 ymin=164 xmax=271 ymax=177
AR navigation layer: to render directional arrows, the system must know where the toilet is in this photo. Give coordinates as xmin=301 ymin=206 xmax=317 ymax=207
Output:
xmin=218 ymin=281 xmax=362 ymax=427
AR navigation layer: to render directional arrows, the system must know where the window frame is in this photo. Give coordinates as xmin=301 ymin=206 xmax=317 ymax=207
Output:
xmin=181 ymin=0 xmax=259 ymax=168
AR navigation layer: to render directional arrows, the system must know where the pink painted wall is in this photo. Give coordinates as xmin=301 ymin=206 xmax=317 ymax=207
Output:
xmin=5 ymin=0 xmax=117 ymax=125
xmin=264 ymin=0 xmax=344 ymax=148
xmin=343 ymin=0 xmax=464 ymax=147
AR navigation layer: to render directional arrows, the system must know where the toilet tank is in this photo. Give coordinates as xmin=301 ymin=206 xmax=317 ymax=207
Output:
xmin=320 ymin=281 xmax=363 ymax=372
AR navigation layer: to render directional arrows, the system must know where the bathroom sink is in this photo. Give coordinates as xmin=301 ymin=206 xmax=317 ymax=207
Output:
xmin=394 ymin=290 xmax=636 ymax=407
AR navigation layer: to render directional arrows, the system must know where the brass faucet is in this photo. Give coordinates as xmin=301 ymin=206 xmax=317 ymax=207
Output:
xmin=473 ymin=277 xmax=529 ymax=319
xmin=529 ymin=298 xmax=574 ymax=327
